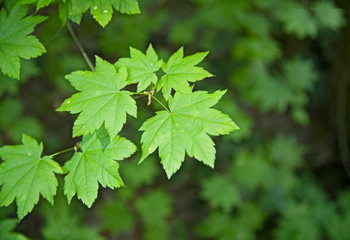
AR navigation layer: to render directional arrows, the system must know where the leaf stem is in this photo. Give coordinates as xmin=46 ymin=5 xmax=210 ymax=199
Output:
xmin=50 ymin=147 xmax=75 ymax=158
xmin=134 ymin=92 xmax=171 ymax=113
xmin=151 ymin=95 xmax=171 ymax=112
xmin=66 ymin=21 xmax=95 ymax=72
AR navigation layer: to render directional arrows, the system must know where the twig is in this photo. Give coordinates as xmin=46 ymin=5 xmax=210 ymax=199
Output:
xmin=66 ymin=21 xmax=95 ymax=72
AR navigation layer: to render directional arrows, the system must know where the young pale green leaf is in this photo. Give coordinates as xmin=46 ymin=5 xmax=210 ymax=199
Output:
xmin=63 ymin=129 xmax=136 ymax=207
xmin=113 ymin=0 xmax=140 ymax=14
xmin=156 ymin=47 xmax=213 ymax=100
xmin=0 ymin=134 xmax=63 ymax=220
xmin=140 ymin=91 xmax=239 ymax=178
xmin=58 ymin=56 xmax=137 ymax=139
xmin=115 ymin=44 xmax=163 ymax=92
xmin=0 ymin=219 xmax=29 ymax=240
xmin=0 ymin=6 xmax=46 ymax=79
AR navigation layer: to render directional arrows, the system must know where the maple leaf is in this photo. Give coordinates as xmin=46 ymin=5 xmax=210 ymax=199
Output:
xmin=58 ymin=56 xmax=137 ymax=139
xmin=140 ymin=91 xmax=239 ymax=178
xmin=115 ymin=44 xmax=163 ymax=92
xmin=63 ymin=128 xmax=136 ymax=207
xmin=16 ymin=0 xmax=56 ymax=10
xmin=90 ymin=0 xmax=140 ymax=26
xmin=0 ymin=6 xmax=46 ymax=79
xmin=63 ymin=0 xmax=140 ymax=27
xmin=64 ymin=0 xmax=91 ymax=16
xmin=113 ymin=0 xmax=140 ymax=14
xmin=90 ymin=0 xmax=115 ymax=27
xmin=156 ymin=47 xmax=214 ymax=100
xmin=0 ymin=134 xmax=63 ymax=220
xmin=36 ymin=0 xmax=55 ymax=10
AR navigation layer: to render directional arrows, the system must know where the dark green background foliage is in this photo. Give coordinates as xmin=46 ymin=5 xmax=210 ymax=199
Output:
xmin=0 ymin=0 xmax=350 ymax=239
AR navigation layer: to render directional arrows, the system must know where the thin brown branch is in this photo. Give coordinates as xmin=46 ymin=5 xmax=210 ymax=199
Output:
xmin=66 ymin=21 xmax=95 ymax=72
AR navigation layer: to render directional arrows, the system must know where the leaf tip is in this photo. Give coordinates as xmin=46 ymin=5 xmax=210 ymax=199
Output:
xmin=165 ymin=170 xmax=175 ymax=179
xmin=232 ymin=122 xmax=240 ymax=131
xmin=138 ymin=157 xmax=145 ymax=165
xmin=201 ymin=51 xmax=210 ymax=58
xmin=94 ymin=55 xmax=102 ymax=62
xmin=147 ymin=43 xmax=154 ymax=49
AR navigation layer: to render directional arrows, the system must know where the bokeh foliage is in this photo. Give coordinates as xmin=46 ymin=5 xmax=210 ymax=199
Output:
xmin=0 ymin=0 xmax=350 ymax=239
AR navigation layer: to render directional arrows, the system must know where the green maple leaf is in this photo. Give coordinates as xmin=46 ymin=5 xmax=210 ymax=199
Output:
xmin=63 ymin=128 xmax=136 ymax=207
xmin=16 ymin=0 xmax=55 ymax=10
xmin=0 ymin=134 xmax=63 ymax=220
xmin=0 ymin=219 xmax=29 ymax=240
xmin=90 ymin=0 xmax=114 ymax=27
xmin=36 ymin=0 xmax=55 ymax=10
xmin=156 ymin=47 xmax=213 ymax=100
xmin=58 ymin=56 xmax=137 ymax=139
xmin=66 ymin=0 xmax=91 ymax=15
xmin=63 ymin=0 xmax=140 ymax=27
xmin=115 ymin=44 xmax=163 ymax=92
xmin=140 ymin=91 xmax=239 ymax=178
xmin=113 ymin=0 xmax=140 ymax=14
xmin=0 ymin=6 xmax=46 ymax=79
xmin=91 ymin=0 xmax=140 ymax=26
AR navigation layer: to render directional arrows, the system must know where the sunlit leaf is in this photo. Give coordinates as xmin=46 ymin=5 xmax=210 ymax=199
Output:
xmin=0 ymin=134 xmax=62 ymax=220
xmin=0 ymin=6 xmax=46 ymax=79
xmin=58 ymin=56 xmax=137 ymax=139
xmin=140 ymin=91 xmax=238 ymax=178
